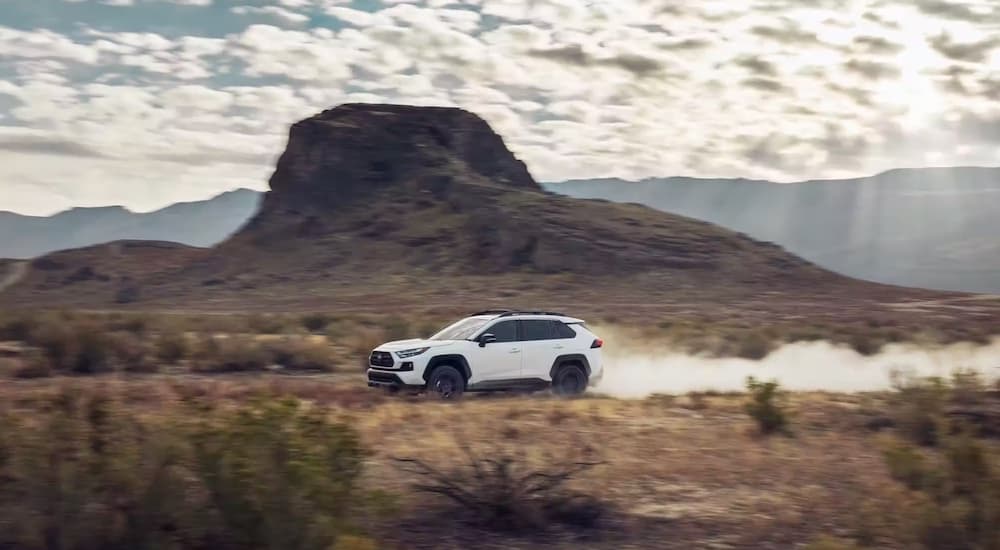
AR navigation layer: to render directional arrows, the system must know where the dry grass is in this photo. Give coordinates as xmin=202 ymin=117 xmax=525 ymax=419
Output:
xmin=0 ymin=374 xmax=996 ymax=549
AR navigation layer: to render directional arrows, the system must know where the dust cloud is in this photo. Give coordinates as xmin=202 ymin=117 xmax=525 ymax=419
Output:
xmin=595 ymin=336 xmax=1000 ymax=398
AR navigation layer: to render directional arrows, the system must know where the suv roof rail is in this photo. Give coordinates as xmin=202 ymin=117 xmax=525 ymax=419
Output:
xmin=497 ymin=310 xmax=567 ymax=318
xmin=471 ymin=309 xmax=513 ymax=316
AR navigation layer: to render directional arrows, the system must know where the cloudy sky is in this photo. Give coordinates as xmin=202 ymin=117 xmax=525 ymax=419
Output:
xmin=1 ymin=0 xmax=999 ymax=215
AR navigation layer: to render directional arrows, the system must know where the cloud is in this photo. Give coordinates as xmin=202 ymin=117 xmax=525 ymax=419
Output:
xmin=734 ymin=56 xmax=778 ymax=77
xmin=4 ymin=0 xmax=1000 ymax=214
xmin=844 ymin=58 xmax=902 ymax=79
xmin=853 ymin=35 xmax=904 ymax=55
xmin=930 ymin=33 xmax=999 ymax=63
xmin=743 ymin=77 xmax=786 ymax=92
xmin=914 ymin=0 xmax=995 ymax=22
xmin=527 ymin=44 xmax=665 ymax=76
xmin=0 ymin=28 xmax=100 ymax=64
xmin=231 ymin=5 xmax=309 ymax=25
xmin=751 ymin=20 xmax=818 ymax=44
xmin=0 ymin=132 xmax=105 ymax=158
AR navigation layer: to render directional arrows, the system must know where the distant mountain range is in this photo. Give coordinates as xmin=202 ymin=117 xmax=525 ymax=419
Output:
xmin=0 ymin=188 xmax=260 ymax=259
xmin=546 ymin=167 xmax=1000 ymax=294
xmin=1 ymin=159 xmax=997 ymax=295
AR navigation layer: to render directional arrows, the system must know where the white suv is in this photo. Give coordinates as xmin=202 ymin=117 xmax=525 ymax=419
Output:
xmin=367 ymin=310 xmax=603 ymax=399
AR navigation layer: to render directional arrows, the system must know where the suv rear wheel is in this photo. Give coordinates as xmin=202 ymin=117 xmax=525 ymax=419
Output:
xmin=427 ymin=365 xmax=465 ymax=400
xmin=552 ymin=364 xmax=587 ymax=397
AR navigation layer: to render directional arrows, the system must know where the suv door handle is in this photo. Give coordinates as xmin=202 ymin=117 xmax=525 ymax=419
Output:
xmin=553 ymin=345 xmax=564 ymax=350
xmin=509 ymin=349 xmax=521 ymax=353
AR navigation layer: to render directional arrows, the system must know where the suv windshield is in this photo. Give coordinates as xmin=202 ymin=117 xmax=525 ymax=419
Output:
xmin=430 ymin=317 xmax=491 ymax=341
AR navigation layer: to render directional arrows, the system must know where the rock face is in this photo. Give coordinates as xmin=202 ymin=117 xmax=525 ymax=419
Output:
xmin=266 ymin=104 xmax=537 ymax=211
xmin=6 ymin=102 xmax=939 ymax=314
xmin=221 ymin=103 xmax=840 ymax=285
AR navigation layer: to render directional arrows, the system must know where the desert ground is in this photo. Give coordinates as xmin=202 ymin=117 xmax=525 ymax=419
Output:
xmin=0 ymin=309 xmax=997 ymax=550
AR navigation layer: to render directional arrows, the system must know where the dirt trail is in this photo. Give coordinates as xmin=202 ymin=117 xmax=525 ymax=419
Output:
xmin=0 ymin=261 xmax=27 ymax=293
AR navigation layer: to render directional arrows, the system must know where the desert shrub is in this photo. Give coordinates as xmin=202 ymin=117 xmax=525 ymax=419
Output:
xmin=889 ymin=372 xmax=949 ymax=446
xmin=265 ymin=338 xmax=335 ymax=372
xmin=804 ymin=535 xmax=862 ymax=550
xmin=301 ymin=313 xmax=333 ymax=333
xmin=191 ymin=336 xmax=271 ymax=373
xmin=346 ymin=329 xmax=384 ymax=370
xmin=332 ymin=535 xmax=378 ymax=550
xmin=0 ymin=389 xmax=191 ymax=550
xmin=156 ymin=327 xmax=189 ymax=364
xmin=394 ymin=443 xmax=605 ymax=532
xmin=114 ymin=284 xmax=140 ymax=304
xmin=847 ymin=332 xmax=883 ymax=356
xmin=416 ymin=320 xmax=442 ymax=339
xmin=883 ymin=437 xmax=934 ymax=491
xmin=105 ymin=313 xmax=149 ymax=335
xmin=108 ymin=332 xmax=158 ymax=373
xmin=0 ymin=390 xmax=379 ymax=550
xmin=245 ymin=313 xmax=296 ymax=335
xmin=0 ymin=311 xmax=39 ymax=341
xmin=30 ymin=317 xmax=113 ymax=374
xmin=949 ymin=369 xmax=986 ymax=407
xmin=188 ymin=399 xmax=373 ymax=549
xmin=880 ymin=432 xmax=1000 ymax=550
xmin=744 ymin=376 xmax=789 ymax=435
xmin=1 ymin=356 xmax=51 ymax=379
xmin=382 ymin=318 xmax=412 ymax=341
xmin=734 ymin=331 xmax=772 ymax=360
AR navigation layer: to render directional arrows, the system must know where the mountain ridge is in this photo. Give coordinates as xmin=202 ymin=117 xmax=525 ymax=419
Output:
xmin=547 ymin=166 xmax=1000 ymax=294
xmin=3 ymin=165 xmax=998 ymax=294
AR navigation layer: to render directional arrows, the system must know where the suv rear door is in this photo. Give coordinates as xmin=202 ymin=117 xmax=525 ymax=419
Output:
xmin=519 ymin=319 xmax=575 ymax=379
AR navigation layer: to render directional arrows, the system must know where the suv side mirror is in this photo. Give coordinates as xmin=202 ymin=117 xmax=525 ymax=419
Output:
xmin=478 ymin=333 xmax=497 ymax=347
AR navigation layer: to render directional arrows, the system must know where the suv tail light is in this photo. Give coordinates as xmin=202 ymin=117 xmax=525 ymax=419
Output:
xmin=590 ymin=338 xmax=603 ymax=349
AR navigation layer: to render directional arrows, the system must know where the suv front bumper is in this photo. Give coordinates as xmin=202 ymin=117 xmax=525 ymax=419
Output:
xmin=367 ymin=368 xmax=425 ymax=390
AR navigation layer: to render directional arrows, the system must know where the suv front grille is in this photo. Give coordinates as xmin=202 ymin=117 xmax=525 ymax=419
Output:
xmin=369 ymin=351 xmax=394 ymax=368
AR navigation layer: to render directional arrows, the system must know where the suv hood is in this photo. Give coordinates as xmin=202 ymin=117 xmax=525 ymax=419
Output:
xmin=376 ymin=339 xmax=457 ymax=352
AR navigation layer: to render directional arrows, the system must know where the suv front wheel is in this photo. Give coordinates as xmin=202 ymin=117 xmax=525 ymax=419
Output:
xmin=427 ymin=365 xmax=465 ymax=400
xmin=552 ymin=364 xmax=588 ymax=397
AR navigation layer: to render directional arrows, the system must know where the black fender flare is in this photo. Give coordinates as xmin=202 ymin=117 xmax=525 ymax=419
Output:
xmin=423 ymin=354 xmax=472 ymax=383
xmin=549 ymin=354 xmax=591 ymax=380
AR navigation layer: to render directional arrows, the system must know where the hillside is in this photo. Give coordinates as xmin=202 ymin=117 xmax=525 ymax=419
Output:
xmin=546 ymin=167 xmax=1000 ymax=294
xmin=0 ymin=188 xmax=260 ymax=259
xmin=3 ymin=167 xmax=997 ymax=295
xmin=2 ymin=104 xmax=998 ymax=336
xmin=3 ymin=241 xmax=204 ymax=307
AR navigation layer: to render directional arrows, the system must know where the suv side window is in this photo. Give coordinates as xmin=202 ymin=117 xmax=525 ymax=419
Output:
xmin=521 ymin=320 xmax=553 ymax=341
xmin=550 ymin=321 xmax=576 ymax=339
xmin=485 ymin=320 xmax=518 ymax=343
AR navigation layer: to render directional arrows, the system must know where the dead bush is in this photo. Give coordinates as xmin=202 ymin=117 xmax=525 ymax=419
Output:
xmin=264 ymin=337 xmax=336 ymax=372
xmin=300 ymin=313 xmax=334 ymax=333
xmin=0 ymin=391 xmax=381 ymax=550
xmin=191 ymin=336 xmax=271 ymax=373
xmin=382 ymin=318 xmax=412 ymax=341
xmin=745 ymin=376 xmax=789 ymax=435
xmin=156 ymin=326 xmax=190 ymax=364
xmin=109 ymin=332 xmax=158 ymax=373
xmin=29 ymin=317 xmax=113 ymax=374
xmin=393 ymin=443 xmax=606 ymax=532
xmin=734 ymin=331 xmax=773 ymax=360
xmin=889 ymin=371 xmax=949 ymax=446
xmin=880 ymin=431 xmax=999 ymax=549
xmin=804 ymin=536 xmax=862 ymax=550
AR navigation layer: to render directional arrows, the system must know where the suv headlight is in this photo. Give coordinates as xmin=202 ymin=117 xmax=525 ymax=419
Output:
xmin=396 ymin=347 xmax=429 ymax=358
